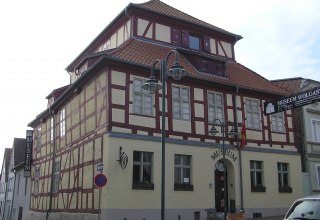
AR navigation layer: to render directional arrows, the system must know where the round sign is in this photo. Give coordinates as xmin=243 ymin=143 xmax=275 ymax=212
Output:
xmin=94 ymin=173 xmax=107 ymax=187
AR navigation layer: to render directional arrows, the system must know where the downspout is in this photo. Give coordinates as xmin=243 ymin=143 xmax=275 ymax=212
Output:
xmin=233 ymin=86 xmax=244 ymax=212
xmin=46 ymin=108 xmax=57 ymax=220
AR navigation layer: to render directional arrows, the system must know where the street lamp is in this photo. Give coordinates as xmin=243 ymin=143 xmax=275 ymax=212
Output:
xmin=208 ymin=119 xmax=237 ymax=220
xmin=142 ymin=50 xmax=187 ymax=220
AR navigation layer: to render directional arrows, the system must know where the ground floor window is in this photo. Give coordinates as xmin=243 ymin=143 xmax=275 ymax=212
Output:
xmin=132 ymin=151 xmax=154 ymax=190
xmin=278 ymin=162 xmax=292 ymax=193
xmin=250 ymin=160 xmax=266 ymax=192
xmin=174 ymin=154 xmax=193 ymax=191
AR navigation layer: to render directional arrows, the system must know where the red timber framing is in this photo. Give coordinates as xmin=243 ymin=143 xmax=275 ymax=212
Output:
xmin=30 ymin=69 xmax=108 ymax=214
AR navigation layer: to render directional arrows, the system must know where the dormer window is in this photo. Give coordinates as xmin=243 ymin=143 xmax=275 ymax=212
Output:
xmin=189 ymin=35 xmax=200 ymax=50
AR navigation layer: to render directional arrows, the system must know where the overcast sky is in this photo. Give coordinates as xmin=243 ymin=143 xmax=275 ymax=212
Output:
xmin=0 ymin=0 xmax=319 ymax=166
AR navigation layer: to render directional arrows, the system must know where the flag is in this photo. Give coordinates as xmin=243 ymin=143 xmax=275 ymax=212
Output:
xmin=240 ymin=122 xmax=246 ymax=150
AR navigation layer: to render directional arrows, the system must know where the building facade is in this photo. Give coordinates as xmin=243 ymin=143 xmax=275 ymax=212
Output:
xmin=273 ymin=78 xmax=320 ymax=195
xmin=0 ymin=148 xmax=12 ymax=220
xmin=28 ymin=1 xmax=303 ymax=220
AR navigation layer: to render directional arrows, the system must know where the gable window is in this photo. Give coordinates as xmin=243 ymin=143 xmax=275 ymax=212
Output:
xmin=133 ymin=151 xmax=154 ymax=190
xmin=172 ymin=86 xmax=190 ymax=120
xmin=52 ymin=161 xmax=60 ymax=193
xmin=312 ymin=119 xmax=320 ymax=142
xmin=271 ymin=112 xmax=285 ymax=132
xmin=250 ymin=160 xmax=266 ymax=192
xmin=133 ymin=78 xmax=153 ymax=115
xmin=189 ymin=35 xmax=200 ymax=50
xmin=60 ymin=109 xmax=65 ymax=137
xmin=245 ymin=98 xmax=261 ymax=129
xmin=174 ymin=154 xmax=193 ymax=191
xmin=208 ymin=92 xmax=224 ymax=124
xmin=278 ymin=162 xmax=292 ymax=193
xmin=34 ymin=167 xmax=40 ymax=195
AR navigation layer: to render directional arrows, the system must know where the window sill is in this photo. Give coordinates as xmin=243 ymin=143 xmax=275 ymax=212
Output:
xmin=132 ymin=182 xmax=154 ymax=190
xmin=279 ymin=186 xmax=292 ymax=193
xmin=174 ymin=183 xmax=194 ymax=191
xmin=251 ymin=186 xmax=266 ymax=192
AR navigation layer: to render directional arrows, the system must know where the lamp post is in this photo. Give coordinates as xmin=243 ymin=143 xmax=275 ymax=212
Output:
xmin=209 ymin=119 xmax=237 ymax=220
xmin=142 ymin=50 xmax=187 ymax=220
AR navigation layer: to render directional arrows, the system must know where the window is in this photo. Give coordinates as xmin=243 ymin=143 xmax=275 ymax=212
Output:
xmin=208 ymin=92 xmax=224 ymax=124
xmin=17 ymin=174 xmax=20 ymax=195
xmin=172 ymin=86 xmax=190 ymax=120
xmin=245 ymin=99 xmax=261 ymax=129
xmin=132 ymin=151 xmax=153 ymax=189
xmin=174 ymin=154 xmax=193 ymax=191
xmin=250 ymin=160 xmax=265 ymax=192
xmin=189 ymin=35 xmax=200 ymax=50
xmin=278 ymin=162 xmax=292 ymax=193
xmin=52 ymin=161 xmax=60 ymax=193
xmin=271 ymin=113 xmax=285 ymax=132
xmin=34 ymin=167 xmax=40 ymax=195
xmin=50 ymin=117 xmax=54 ymax=143
xmin=60 ymin=109 xmax=65 ymax=137
xmin=312 ymin=119 xmax=320 ymax=142
xmin=133 ymin=78 xmax=153 ymax=115
xmin=35 ymin=126 xmax=41 ymax=150
xmin=317 ymin=165 xmax=320 ymax=189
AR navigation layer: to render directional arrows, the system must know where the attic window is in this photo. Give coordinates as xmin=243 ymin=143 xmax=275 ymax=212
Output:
xmin=189 ymin=35 xmax=200 ymax=50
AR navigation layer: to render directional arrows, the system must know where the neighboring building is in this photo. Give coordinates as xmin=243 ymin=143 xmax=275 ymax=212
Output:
xmin=11 ymin=138 xmax=31 ymax=220
xmin=0 ymin=148 xmax=12 ymax=220
xmin=273 ymin=78 xmax=320 ymax=195
xmin=28 ymin=1 xmax=303 ymax=220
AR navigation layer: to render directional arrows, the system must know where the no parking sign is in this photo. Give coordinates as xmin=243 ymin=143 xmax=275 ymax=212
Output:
xmin=94 ymin=173 xmax=107 ymax=187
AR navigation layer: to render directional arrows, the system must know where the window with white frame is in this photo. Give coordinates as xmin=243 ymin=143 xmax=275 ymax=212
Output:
xmin=50 ymin=117 xmax=54 ymax=143
xmin=133 ymin=78 xmax=153 ymax=115
xmin=312 ymin=119 xmax=320 ymax=142
xmin=35 ymin=126 xmax=41 ymax=150
xmin=172 ymin=86 xmax=190 ymax=120
xmin=60 ymin=109 xmax=65 ymax=137
xmin=174 ymin=154 xmax=193 ymax=191
xmin=250 ymin=160 xmax=266 ymax=192
xmin=316 ymin=165 xmax=320 ymax=189
xmin=208 ymin=92 xmax=224 ymax=124
xmin=278 ymin=162 xmax=292 ymax=192
xmin=52 ymin=161 xmax=60 ymax=193
xmin=245 ymin=98 xmax=261 ymax=129
xmin=34 ymin=167 xmax=40 ymax=195
xmin=271 ymin=112 xmax=285 ymax=132
xmin=132 ymin=151 xmax=153 ymax=189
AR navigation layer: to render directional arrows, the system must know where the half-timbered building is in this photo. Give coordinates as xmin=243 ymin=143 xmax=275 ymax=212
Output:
xmin=28 ymin=1 xmax=303 ymax=220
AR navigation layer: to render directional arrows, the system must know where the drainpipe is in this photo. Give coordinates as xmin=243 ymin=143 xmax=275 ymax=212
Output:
xmin=46 ymin=109 xmax=57 ymax=220
xmin=233 ymin=86 xmax=244 ymax=212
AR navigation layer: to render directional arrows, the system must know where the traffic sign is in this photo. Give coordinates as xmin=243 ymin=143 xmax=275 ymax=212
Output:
xmin=94 ymin=173 xmax=107 ymax=187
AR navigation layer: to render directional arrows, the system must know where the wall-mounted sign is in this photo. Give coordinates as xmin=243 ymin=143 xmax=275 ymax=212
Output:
xmin=24 ymin=130 xmax=33 ymax=177
xmin=211 ymin=149 xmax=237 ymax=162
xmin=264 ymin=87 xmax=320 ymax=115
xmin=97 ymin=163 xmax=103 ymax=172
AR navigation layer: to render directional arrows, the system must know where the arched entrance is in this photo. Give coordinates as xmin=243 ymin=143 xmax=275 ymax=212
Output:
xmin=215 ymin=160 xmax=228 ymax=213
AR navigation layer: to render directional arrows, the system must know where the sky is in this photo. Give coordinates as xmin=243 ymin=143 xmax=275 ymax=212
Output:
xmin=0 ymin=0 xmax=320 ymax=167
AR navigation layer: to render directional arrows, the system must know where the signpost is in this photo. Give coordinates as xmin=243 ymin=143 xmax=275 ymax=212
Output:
xmin=264 ymin=86 xmax=320 ymax=115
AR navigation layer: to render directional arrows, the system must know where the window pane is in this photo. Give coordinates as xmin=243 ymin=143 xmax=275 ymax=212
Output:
xmin=143 ymin=165 xmax=151 ymax=182
xmin=189 ymin=36 xmax=200 ymax=50
xmin=133 ymin=152 xmax=140 ymax=162
xmin=133 ymin=165 xmax=140 ymax=182
xmin=175 ymin=167 xmax=181 ymax=183
xmin=143 ymin=152 xmax=151 ymax=162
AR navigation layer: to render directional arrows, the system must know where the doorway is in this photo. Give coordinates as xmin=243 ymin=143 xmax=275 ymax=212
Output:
xmin=215 ymin=160 xmax=228 ymax=213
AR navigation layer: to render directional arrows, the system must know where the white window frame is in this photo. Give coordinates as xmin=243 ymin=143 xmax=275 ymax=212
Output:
xmin=133 ymin=151 xmax=153 ymax=184
xmin=172 ymin=85 xmax=190 ymax=120
xmin=60 ymin=109 xmax=66 ymax=137
xmin=278 ymin=162 xmax=289 ymax=188
xmin=312 ymin=119 xmax=320 ymax=143
xmin=245 ymin=98 xmax=261 ymax=129
xmin=52 ymin=161 xmax=60 ymax=193
xmin=208 ymin=91 xmax=224 ymax=124
xmin=271 ymin=112 xmax=285 ymax=132
xmin=174 ymin=154 xmax=192 ymax=185
xmin=250 ymin=160 xmax=264 ymax=187
xmin=133 ymin=78 xmax=153 ymax=116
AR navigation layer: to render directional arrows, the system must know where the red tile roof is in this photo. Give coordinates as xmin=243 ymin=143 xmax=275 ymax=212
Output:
xmin=135 ymin=0 xmax=241 ymax=39
xmin=104 ymin=38 xmax=289 ymax=95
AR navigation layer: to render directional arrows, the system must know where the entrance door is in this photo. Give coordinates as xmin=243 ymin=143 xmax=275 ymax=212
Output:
xmin=215 ymin=160 xmax=228 ymax=213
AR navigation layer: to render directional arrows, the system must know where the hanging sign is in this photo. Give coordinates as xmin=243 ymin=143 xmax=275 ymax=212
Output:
xmin=24 ymin=130 xmax=33 ymax=177
xmin=264 ymin=86 xmax=320 ymax=115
